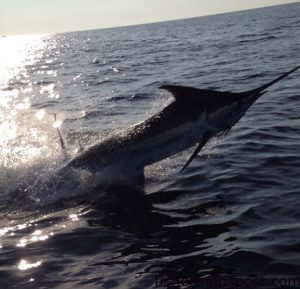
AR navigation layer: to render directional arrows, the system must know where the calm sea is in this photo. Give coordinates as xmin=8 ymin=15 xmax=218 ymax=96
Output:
xmin=0 ymin=3 xmax=300 ymax=288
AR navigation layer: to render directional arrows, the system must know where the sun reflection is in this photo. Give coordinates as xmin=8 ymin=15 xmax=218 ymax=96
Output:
xmin=0 ymin=120 xmax=18 ymax=144
xmin=0 ymin=35 xmax=45 ymax=87
xmin=18 ymin=259 xmax=42 ymax=271
xmin=69 ymin=214 xmax=79 ymax=221
xmin=30 ymin=229 xmax=49 ymax=242
xmin=35 ymin=109 xmax=46 ymax=120
xmin=39 ymin=83 xmax=55 ymax=94
xmin=0 ymin=34 xmax=56 ymax=172
xmin=53 ymin=119 xmax=62 ymax=128
xmin=15 ymin=97 xmax=31 ymax=110
xmin=0 ymin=226 xmax=17 ymax=236
xmin=21 ymin=87 xmax=33 ymax=94
xmin=0 ymin=223 xmax=52 ymax=248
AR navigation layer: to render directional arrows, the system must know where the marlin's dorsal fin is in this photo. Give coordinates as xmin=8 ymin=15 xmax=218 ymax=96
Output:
xmin=160 ymin=85 xmax=222 ymax=102
xmin=161 ymin=66 xmax=300 ymax=101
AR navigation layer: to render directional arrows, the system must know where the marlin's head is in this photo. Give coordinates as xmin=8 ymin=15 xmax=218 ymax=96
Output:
xmin=204 ymin=89 xmax=267 ymax=131
xmin=159 ymin=84 xmax=264 ymax=135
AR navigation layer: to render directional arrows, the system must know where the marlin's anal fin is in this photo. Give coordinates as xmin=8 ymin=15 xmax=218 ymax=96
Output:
xmin=224 ymin=127 xmax=232 ymax=136
xmin=180 ymin=131 xmax=212 ymax=173
xmin=217 ymin=126 xmax=232 ymax=138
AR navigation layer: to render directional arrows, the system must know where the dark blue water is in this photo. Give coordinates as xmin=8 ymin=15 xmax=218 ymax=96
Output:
xmin=0 ymin=3 xmax=300 ymax=288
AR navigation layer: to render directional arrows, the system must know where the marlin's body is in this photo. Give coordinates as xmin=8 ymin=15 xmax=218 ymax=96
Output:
xmin=29 ymin=67 xmax=299 ymax=203
xmin=68 ymin=97 xmax=211 ymax=172
xmin=64 ymin=66 xmax=299 ymax=186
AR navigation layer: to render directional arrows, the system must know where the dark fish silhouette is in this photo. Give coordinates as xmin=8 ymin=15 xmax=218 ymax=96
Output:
xmin=29 ymin=66 xmax=299 ymax=204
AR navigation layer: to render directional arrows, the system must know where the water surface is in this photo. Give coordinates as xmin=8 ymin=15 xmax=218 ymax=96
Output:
xmin=0 ymin=3 xmax=300 ymax=288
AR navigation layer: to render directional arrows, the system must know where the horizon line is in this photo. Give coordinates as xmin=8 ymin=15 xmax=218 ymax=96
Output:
xmin=2 ymin=1 xmax=299 ymax=37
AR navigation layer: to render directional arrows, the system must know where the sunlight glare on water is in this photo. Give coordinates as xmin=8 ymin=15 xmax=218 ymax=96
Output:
xmin=0 ymin=35 xmax=63 ymax=194
xmin=0 ymin=35 xmax=45 ymax=87
xmin=18 ymin=259 xmax=42 ymax=271
xmin=0 ymin=35 xmax=55 ymax=166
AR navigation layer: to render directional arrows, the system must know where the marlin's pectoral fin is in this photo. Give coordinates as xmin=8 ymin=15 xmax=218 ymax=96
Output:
xmin=180 ymin=131 xmax=212 ymax=173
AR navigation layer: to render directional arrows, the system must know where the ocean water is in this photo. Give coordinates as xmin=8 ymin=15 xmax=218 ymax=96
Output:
xmin=0 ymin=3 xmax=300 ymax=288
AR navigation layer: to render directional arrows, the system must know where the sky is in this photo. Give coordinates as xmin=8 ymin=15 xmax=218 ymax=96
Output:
xmin=0 ymin=0 xmax=299 ymax=35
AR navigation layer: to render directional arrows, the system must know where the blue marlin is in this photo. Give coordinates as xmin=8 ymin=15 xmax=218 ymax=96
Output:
xmin=66 ymin=67 xmax=299 ymax=177
xmin=28 ymin=66 xmax=299 ymax=203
